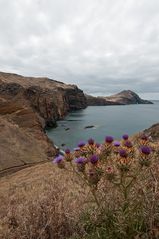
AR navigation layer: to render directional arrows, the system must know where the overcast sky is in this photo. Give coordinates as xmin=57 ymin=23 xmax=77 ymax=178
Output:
xmin=0 ymin=0 xmax=159 ymax=99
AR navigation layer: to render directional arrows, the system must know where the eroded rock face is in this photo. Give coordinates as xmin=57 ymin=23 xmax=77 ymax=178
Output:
xmin=0 ymin=72 xmax=87 ymax=175
xmin=86 ymin=90 xmax=153 ymax=106
xmin=144 ymin=123 xmax=159 ymax=141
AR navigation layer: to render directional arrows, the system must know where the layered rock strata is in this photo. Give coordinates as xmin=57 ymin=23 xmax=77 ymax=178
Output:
xmin=0 ymin=72 xmax=87 ymax=175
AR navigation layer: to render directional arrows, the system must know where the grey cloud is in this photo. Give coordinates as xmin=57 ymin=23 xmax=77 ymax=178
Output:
xmin=0 ymin=0 xmax=159 ymax=98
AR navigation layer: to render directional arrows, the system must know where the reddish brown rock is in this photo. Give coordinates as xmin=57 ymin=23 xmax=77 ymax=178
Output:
xmin=0 ymin=71 xmax=87 ymax=175
xmin=144 ymin=123 xmax=159 ymax=141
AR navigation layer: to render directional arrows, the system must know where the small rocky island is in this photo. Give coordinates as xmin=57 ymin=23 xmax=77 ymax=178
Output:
xmin=86 ymin=90 xmax=153 ymax=105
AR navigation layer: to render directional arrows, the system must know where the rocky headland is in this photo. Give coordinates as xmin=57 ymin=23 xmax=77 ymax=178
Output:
xmin=0 ymin=71 xmax=156 ymax=176
xmin=0 ymin=72 xmax=87 ymax=175
xmin=86 ymin=90 xmax=153 ymax=105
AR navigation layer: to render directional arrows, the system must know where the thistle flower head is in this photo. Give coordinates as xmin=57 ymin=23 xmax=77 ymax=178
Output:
xmin=124 ymin=140 xmax=133 ymax=148
xmin=105 ymin=136 xmax=114 ymax=143
xmin=53 ymin=155 xmax=64 ymax=164
xmin=95 ymin=143 xmax=101 ymax=148
xmin=140 ymin=146 xmax=151 ymax=155
xmin=90 ymin=154 xmax=99 ymax=164
xmin=113 ymin=141 xmax=120 ymax=147
xmin=140 ymin=134 xmax=148 ymax=141
xmin=119 ymin=149 xmax=128 ymax=158
xmin=122 ymin=134 xmax=129 ymax=140
xmin=65 ymin=148 xmax=70 ymax=154
xmin=78 ymin=141 xmax=86 ymax=148
xmin=88 ymin=138 xmax=95 ymax=145
xmin=75 ymin=157 xmax=86 ymax=164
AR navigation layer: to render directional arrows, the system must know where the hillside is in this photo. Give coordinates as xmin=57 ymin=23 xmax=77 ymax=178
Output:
xmin=0 ymin=72 xmax=87 ymax=175
xmin=86 ymin=90 xmax=153 ymax=105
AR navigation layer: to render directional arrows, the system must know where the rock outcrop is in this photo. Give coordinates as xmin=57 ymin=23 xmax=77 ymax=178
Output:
xmin=144 ymin=123 xmax=159 ymax=141
xmin=86 ymin=90 xmax=153 ymax=106
xmin=0 ymin=72 xmax=87 ymax=175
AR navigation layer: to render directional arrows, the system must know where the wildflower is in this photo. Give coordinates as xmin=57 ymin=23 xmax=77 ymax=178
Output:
xmin=75 ymin=157 xmax=86 ymax=172
xmin=140 ymin=134 xmax=148 ymax=141
xmin=105 ymin=136 xmax=114 ymax=144
xmin=53 ymin=155 xmax=65 ymax=169
xmin=88 ymin=168 xmax=102 ymax=185
xmin=74 ymin=147 xmax=81 ymax=158
xmin=140 ymin=146 xmax=151 ymax=155
xmin=95 ymin=143 xmax=101 ymax=148
xmin=124 ymin=140 xmax=133 ymax=148
xmin=65 ymin=148 xmax=71 ymax=154
xmin=90 ymin=155 xmax=99 ymax=165
xmin=113 ymin=141 xmax=120 ymax=147
xmin=64 ymin=148 xmax=73 ymax=161
xmin=119 ymin=149 xmax=128 ymax=158
xmin=106 ymin=166 xmax=115 ymax=181
xmin=139 ymin=146 xmax=152 ymax=167
xmin=122 ymin=134 xmax=129 ymax=140
xmin=75 ymin=157 xmax=86 ymax=164
xmin=88 ymin=138 xmax=95 ymax=145
xmin=78 ymin=141 xmax=86 ymax=148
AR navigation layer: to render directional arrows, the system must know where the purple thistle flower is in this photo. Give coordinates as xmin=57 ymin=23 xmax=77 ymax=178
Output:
xmin=65 ymin=148 xmax=70 ymax=154
xmin=140 ymin=146 xmax=151 ymax=155
xmin=95 ymin=143 xmax=101 ymax=148
xmin=122 ymin=134 xmax=129 ymax=140
xmin=90 ymin=155 xmax=99 ymax=164
xmin=88 ymin=138 xmax=95 ymax=145
xmin=113 ymin=141 xmax=120 ymax=147
xmin=140 ymin=134 xmax=148 ymax=141
xmin=105 ymin=136 xmax=114 ymax=143
xmin=75 ymin=157 xmax=86 ymax=164
xmin=53 ymin=155 xmax=64 ymax=164
xmin=119 ymin=149 xmax=128 ymax=158
xmin=78 ymin=141 xmax=86 ymax=148
xmin=124 ymin=140 xmax=133 ymax=148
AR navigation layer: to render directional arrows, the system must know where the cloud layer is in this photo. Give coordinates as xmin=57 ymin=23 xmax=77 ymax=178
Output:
xmin=0 ymin=0 xmax=159 ymax=98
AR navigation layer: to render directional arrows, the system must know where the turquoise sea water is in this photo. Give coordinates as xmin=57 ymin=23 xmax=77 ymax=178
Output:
xmin=46 ymin=101 xmax=159 ymax=149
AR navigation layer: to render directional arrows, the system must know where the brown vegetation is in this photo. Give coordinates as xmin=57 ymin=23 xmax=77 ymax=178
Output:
xmin=0 ymin=162 xmax=87 ymax=239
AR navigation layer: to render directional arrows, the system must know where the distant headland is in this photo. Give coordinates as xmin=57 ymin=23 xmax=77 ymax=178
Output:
xmin=86 ymin=90 xmax=153 ymax=106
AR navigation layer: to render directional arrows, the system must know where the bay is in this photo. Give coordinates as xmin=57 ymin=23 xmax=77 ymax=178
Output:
xmin=46 ymin=101 xmax=159 ymax=149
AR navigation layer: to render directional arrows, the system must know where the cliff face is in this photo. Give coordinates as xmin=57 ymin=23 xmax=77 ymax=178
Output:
xmin=0 ymin=72 xmax=87 ymax=175
xmin=144 ymin=123 xmax=159 ymax=141
xmin=86 ymin=90 xmax=153 ymax=106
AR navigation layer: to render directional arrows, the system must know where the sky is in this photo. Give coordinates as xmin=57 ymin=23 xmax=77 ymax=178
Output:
xmin=0 ymin=0 xmax=159 ymax=99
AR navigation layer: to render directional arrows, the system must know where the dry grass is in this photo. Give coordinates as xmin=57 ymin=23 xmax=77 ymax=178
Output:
xmin=1 ymin=140 xmax=159 ymax=239
xmin=0 ymin=162 xmax=87 ymax=239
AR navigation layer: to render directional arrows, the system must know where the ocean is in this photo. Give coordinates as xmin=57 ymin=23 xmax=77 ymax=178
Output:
xmin=46 ymin=101 xmax=159 ymax=149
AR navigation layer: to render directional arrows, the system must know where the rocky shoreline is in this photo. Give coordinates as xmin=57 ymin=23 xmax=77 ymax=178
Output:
xmin=0 ymin=71 xmax=156 ymax=175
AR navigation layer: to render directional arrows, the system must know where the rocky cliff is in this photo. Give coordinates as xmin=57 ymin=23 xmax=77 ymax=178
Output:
xmin=86 ymin=90 xmax=153 ymax=106
xmin=0 ymin=72 xmax=87 ymax=175
xmin=144 ymin=123 xmax=159 ymax=141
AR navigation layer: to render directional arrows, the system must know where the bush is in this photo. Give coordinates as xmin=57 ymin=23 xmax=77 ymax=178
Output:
xmin=54 ymin=134 xmax=159 ymax=238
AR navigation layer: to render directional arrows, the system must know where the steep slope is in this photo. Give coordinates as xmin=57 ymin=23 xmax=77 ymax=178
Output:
xmin=0 ymin=72 xmax=87 ymax=175
xmin=144 ymin=123 xmax=159 ymax=141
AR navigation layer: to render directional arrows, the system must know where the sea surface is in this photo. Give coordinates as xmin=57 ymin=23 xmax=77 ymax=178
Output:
xmin=46 ymin=101 xmax=159 ymax=149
